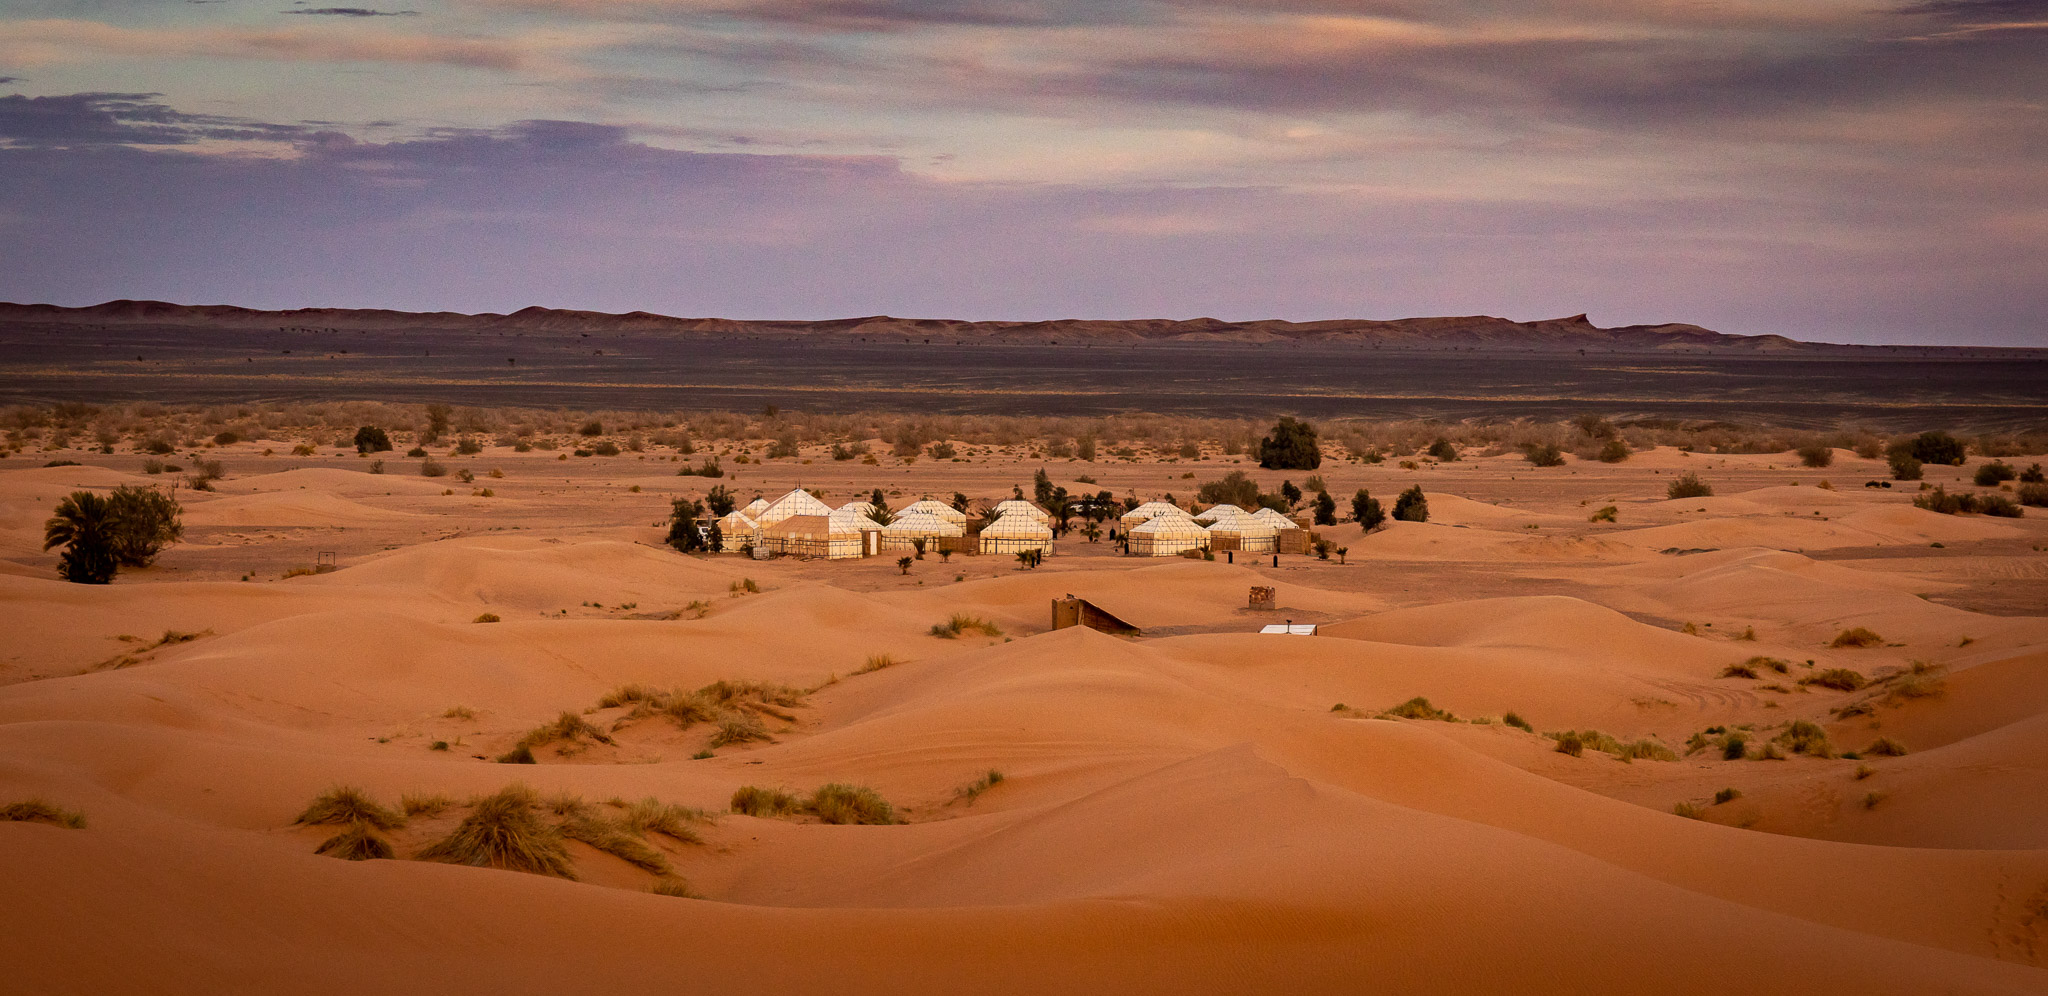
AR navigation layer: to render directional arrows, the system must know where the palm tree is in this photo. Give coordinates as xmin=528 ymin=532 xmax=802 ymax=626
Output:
xmin=44 ymin=491 xmax=119 ymax=584
xmin=896 ymin=556 xmax=914 ymax=575
xmin=1082 ymin=522 xmax=1102 ymax=544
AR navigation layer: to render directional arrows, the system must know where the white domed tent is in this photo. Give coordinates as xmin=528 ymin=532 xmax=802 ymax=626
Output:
xmin=1206 ymin=515 xmax=1278 ymax=553
xmin=902 ymin=499 xmax=968 ymax=526
xmin=1120 ymin=501 xmax=1185 ymax=529
xmin=882 ymin=510 xmax=965 ymax=552
xmin=755 ymin=488 xmax=833 ymax=527
xmin=1251 ymin=507 xmax=1301 ymax=531
xmin=1127 ymin=512 xmax=1211 ymax=557
xmin=993 ymin=499 xmax=1050 ymax=523
xmin=978 ymin=511 xmax=1053 ymax=556
xmin=712 ymin=510 xmax=758 ymax=552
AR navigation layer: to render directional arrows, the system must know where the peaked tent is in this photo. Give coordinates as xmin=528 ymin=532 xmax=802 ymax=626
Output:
xmin=994 ymin=499 xmax=1050 ymax=523
xmin=741 ymin=498 xmax=771 ymax=518
xmin=1128 ymin=513 xmax=1211 ymax=556
xmin=1121 ymin=501 xmax=1186 ymax=529
xmin=758 ymin=514 xmax=866 ymax=559
xmin=713 ymin=511 xmax=759 ymax=552
xmin=882 ymin=510 xmax=965 ymax=551
xmin=1194 ymin=504 xmax=1251 ymax=524
xmin=1207 ymin=516 xmax=1279 ymax=553
xmin=756 ymin=488 xmax=834 ymax=527
xmin=979 ymin=512 xmax=1054 ymax=555
xmin=1251 ymin=508 xmax=1302 ymax=530
xmin=903 ymin=499 xmax=968 ymax=525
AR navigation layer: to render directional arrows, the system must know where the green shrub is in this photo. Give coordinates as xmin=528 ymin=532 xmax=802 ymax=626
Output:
xmin=1524 ymin=443 xmax=1565 ymax=467
xmin=1667 ymin=472 xmax=1713 ymax=499
xmin=1257 ymin=417 xmax=1322 ymax=470
xmin=1973 ymin=461 xmax=2016 ymax=486
xmin=1392 ymin=486 xmax=1428 ymax=522
xmin=1597 ymin=438 xmax=1631 ymax=463
xmin=1797 ymin=444 xmax=1834 ymax=468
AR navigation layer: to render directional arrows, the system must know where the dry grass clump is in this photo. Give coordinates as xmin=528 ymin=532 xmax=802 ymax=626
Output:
xmin=1883 ymin=661 xmax=1948 ymax=702
xmin=559 ymin=809 xmax=670 ymax=874
xmin=315 ymin=822 xmax=395 ymax=861
xmin=1554 ymin=733 xmax=1585 ymax=757
xmin=402 ymin=793 xmax=454 ymax=818
xmin=953 ymin=769 xmax=1006 ymax=805
xmin=473 ymin=613 xmax=500 ymax=623
xmin=707 ymin=713 xmax=769 ymax=748
xmin=2 ymin=799 xmax=87 ymax=828
xmin=1713 ymin=787 xmax=1742 ymax=805
xmin=1773 ymin=720 xmax=1834 ymax=758
xmin=416 ymin=784 xmax=575 ymax=878
xmin=618 ymin=798 xmax=707 ymax=843
xmin=500 ymin=711 xmax=615 ymax=763
xmin=296 ymin=786 xmax=406 ymax=831
xmin=1382 ymin=696 xmax=1456 ymax=721
xmin=1746 ymin=656 xmax=1791 ymax=674
xmin=1829 ymin=627 xmax=1885 ymax=649
xmin=1799 ymin=668 xmax=1868 ymax=692
xmin=443 ymin=705 xmax=475 ymax=720
xmin=810 ymin=784 xmax=898 ymax=825
xmin=1863 ymin=791 xmax=1889 ymax=810
xmin=730 ymin=785 xmax=802 ymax=817
xmin=1615 ymin=738 xmax=1679 ymax=762
xmin=1672 ymin=802 xmax=1706 ymax=820
xmin=1864 ymin=737 xmax=1910 ymax=757
xmin=650 ymin=876 xmax=699 ymax=898
xmin=853 ymin=654 xmax=899 ymax=675
xmin=595 ymin=679 xmax=809 ymax=752
xmin=1720 ymin=662 xmax=1759 ymax=679
xmin=1502 ymin=711 xmax=1533 ymax=732
xmin=930 ymin=613 xmax=1003 ymax=638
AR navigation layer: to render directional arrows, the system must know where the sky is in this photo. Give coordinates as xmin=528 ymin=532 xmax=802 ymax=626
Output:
xmin=0 ymin=1 xmax=2043 ymax=344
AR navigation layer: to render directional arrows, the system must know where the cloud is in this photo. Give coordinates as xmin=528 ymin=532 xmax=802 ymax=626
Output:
xmin=284 ymin=8 xmax=423 ymax=16
xmin=0 ymin=92 xmax=309 ymax=147
xmin=0 ymin=18 xmax=541 ymax=71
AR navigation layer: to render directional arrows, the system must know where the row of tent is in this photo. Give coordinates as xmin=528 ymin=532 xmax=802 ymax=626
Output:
xmin=705 ymin=489 xmax=1304 ymax=561
xmin=711 ymin=490 xmax=1055 ymax=559
xmin=1119 ymin=501 xmax=1301 ymax=556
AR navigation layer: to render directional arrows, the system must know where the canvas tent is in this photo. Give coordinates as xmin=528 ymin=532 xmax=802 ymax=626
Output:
xmin=757 ymin=514 xmax=866 ymax=559
xmin=978 ymin=512 xmax=1053 ymax=555
xmin=1127 ymin=512 xmax=1210 ymax=556
xmin=1120 ymin=501 xmax=1185 ymax=529
xmin=1193 ymin=504 xmax=1250 ymax=524
xmin=741 ymin=498 xmax=770 ymax=518
xmin=1207 ymin=516 xmax=1280 ymax=553
xmin=713 ymin=511 xmax=759 ymax=552
xmin=1251 ymin=508 xmax=1301 ymax=530
xmin=882 ymin=510 xmax=965 ymax=552
xmin=755 ymin=488 xmax=833 ymax=527
xmin=993 ymin=499 xmax=1050 ymax=523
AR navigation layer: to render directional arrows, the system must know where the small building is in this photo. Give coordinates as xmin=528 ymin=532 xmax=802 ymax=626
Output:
xmin=979 ymin=511 xmax=1054 ymax=556
xmin=1120 ymin=501 xmax=1185 ymax=530
xmin=1127 ymin=513 xmax=1210 ymax=557
xmin=1050 ymin=595 xmax=1141 ymax=636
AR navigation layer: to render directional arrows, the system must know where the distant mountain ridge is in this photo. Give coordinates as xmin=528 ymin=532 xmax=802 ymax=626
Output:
xmin=0 ymin=299 xmax=1813 ymax=350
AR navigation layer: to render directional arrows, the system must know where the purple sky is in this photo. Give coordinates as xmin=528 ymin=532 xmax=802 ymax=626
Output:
xmin=2 ymin=1 xmax=2044 ymax=344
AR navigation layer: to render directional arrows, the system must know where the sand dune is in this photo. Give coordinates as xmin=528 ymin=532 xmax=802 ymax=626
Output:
xmin=3 ymin=446 xmax=2045 ymax=993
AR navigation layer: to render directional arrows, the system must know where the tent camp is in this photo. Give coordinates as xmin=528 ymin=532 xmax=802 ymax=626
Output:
xmin=1127 ymin=512 xmax=1210 ymax=556
xmin=882 ymin=510 xmax=965 ymax=552
xmin=979 ymin=511 xmax=1054 ymax=555
xmin=755 ymin=488 xmax=834 ymax=527
xmin=1120 ymin=501 xmax=1185 ymax=529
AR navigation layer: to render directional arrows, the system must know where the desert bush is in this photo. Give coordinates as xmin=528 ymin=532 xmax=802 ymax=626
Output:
xmin=454 ymin=437 xmax=483 ymax=455
xmin=1722 ymin=734 xmax=1748 ymax=760
xmin=353 ymin=426 xmax=392 ymax=453
xmin=417 ymin=784 xmax=575 ymax=878
xmin=1615 ymin=738 xmax=1678 ymax=762
xmin=1392 ymin=486 xmax=1428 ymax=522
xmin=1904 ymin=430 xmax=1966 ymax=466
xmin=618 ymin=798 xmax=705 ymax=843
xmin=314 ymin=822 xmax=393 ymax=861
xmin=184 ymin=458 xmax=225 ymax=491
xmin=1977 ymin=494 xmax=2024 ymax=518
xmin=402 ymin=793 xmax=453 ymax=818
xmin=1799 ymin=668 xmax=1867 ymax=692
xmin=1352 ymin=488 xmax=1385 ymax=530
xmin=1524 ymin=443 xmax=1565 ymax=467
xmin=559 ymin=810 xmax=670 ymax=873
xmin=1382 ymin=696 xmax=1455 ymax=721
xmin=1714 ymin=787 xmax=1742 ymax=804
xmin=579 ymin=420 xmax=604 ymax=436
xmin=507 ymin=711 xmax=614 ymax=760
xmin=1882 ymin=661 xmax=1947 ymax=703
xmin=1829 ymin=628 xmax=1884 ymax=648
xmin=1554 ymin=734 xmax=1584 ymax=757
xmin=930 ymin=614 xmax=1002 ymax=638
xmin=1667 ymin=472 xmax=1713 ymax=499
xmin=296 ymin=786 xmax=406 ymax=830
xmin=1589 ymin=505 xmax=1617 ymax=523
xmin=1720 ymin=662 xmax=1758 ymax=679
xmin=1597 ymin=438 xmax=1632 ymax=463
xmin=707 ymin=713 xmax=769 ymax=748
xmin=419 ymin=457 xmax=447 ymax=478
xmin=1773 ymin=720 xmax=1833 ymax=757
xmin=953 ymin=769 xmax=1006 ymax=805
xmin=1888 ymin=451 xmax=1923 ymax=480
xmin=1257 ymin=417 xmax=1321 ymax=470
xmin=1502 ymin=711 xmax=1534 ymax=732
xmin=1974 ymin=461 xmax=2016 ymax=486
xmin=1746 ymin=656 xmax=1791 ymax=674
xmin=591 ymin=441 xmax=621 ymax=457
xmin=1672 ymin=802 xmax=1705 ymax=820
xmin=1797 ymin=444 xmax=1834 ymax=468
xmin=2 ymin=799 xmax=87 ymax=828
xmin=809 ymin=784 xmax=897 ymax=825
xmin=1865 ymin=737 xmax=1909 ymax=757
xmin=474 ymin=613 xmax=500 ymax=623
xmin=730 ymin=786 xmax=801 ymax=817
xmin=1426 ymin=438 xmax=1460 ymax=461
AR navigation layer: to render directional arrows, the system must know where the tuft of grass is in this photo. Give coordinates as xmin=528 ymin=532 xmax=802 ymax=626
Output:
xmin=650 ymin=876 xmax=699 ymax=898
xmin=1672 ymin=802 xmax=1706 ymax=820
xmin=1854 ymin=764 xmax=1876 ymax=780
xmin=443 ymin=706 xmax=475 ymax=720
xmin=2 ymin=799 xmax=87 ymax=829
xmin=401 ymin=793 xmax=453 ymax=818
xmin=1773 ymin=720 xmax=1833 ymax=758
xmin=495 ymin=744 xmax=536 ymax=764
xmin=1554 ymin=734 xmax=1585 ymax=757
xmin=1502 ymin=711 xmax=1534 ymax=732
xmin=1722 ymin=734 xmax=1749 ymax=760
xmin=473 ymin=613 xmax=500 ymax=623
xmin=559 ymin=812 xmax=670 ymax=873
xmin=1883 ymin=661 xmax=1948 ymax=703
xmin=1757 ymin=741 xmax=1787 ymax=761
xmin=1746 ymin=656 xmax=1792 ymax=674
xmin=930 ymin=613 xmax=1002 ymax=639
xmin=1615 ymin=738 xmax=1678 ymax=762
xmin=1862 ymin=791 xmax=1888 ymax=810
xmin=1588 ymin=506 xmax=1617 ymax=523
xmin=416 ymin=784 xmax=575 ymax=878
xmin=1382 ymin=696 xmax=1456 ymax=721
xmin=707 ymin=713 xmax=769 ymax=749
xmin=296 ymin=786 xmax=405 ymax=831
xmin=1713 ymin=787 xmax=1742 ymax=805
xmin=511 ymin=711 xmax=616 ymax=757
xmin=1864 ymin=737 xmax=1909 ymax=757
xmin=1721 ymin=662 xmax=1759 ymax=679
xmin=1799 ymin=668 xmax=1867 ymax=692
xmin=315 ymin=822 xmax=394 ymax=861
xmin=730 ymin=785 xmax=801 ymax=817
xmin=953 ymin=769 xmax=1006 ymax=805
xmin=1829 ymin=627 xmax=1884 ymax=649
xmin=598 ymin=683 xmax=663 ymax=709
xmin=854 ymin=654 xmax=899 ymax=675
xmin=619 ymin=798 xmax=706 ymax=843
xmin=809 ymin=784 xmax=897 ymax=825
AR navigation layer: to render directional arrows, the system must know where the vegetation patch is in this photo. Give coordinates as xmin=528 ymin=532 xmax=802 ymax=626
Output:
xmin=930 ymin=613 xmax=1003 ymax=638
xmin=315 ymin=822 xmax=394 ymax=861
xmin=1829 ymin=627 xmax=1885 ymax=649
xmin=1864 ymin=737 xmax=1909 ymax=757
xmin=809 ymin=784 xmax=898 ymax=825
xmin=1772 ymin=720 xmax=1833 ymax=758
xmin=1798 ymin=668 xmax=1868 ymax=692
xmin=1381 ymin=696 xmax=1456 ymax=721
xmin=416 ymin=784 xmax=576 ymax=879
xmin=297 ymin=786 xmax=406 ymax=831
xmin=730 ymin=786 xmax=803 ymax=817
xmin=953 ymin=769 xmax=1006 ymax=806
xmin=504 ymin=711 xmax=615 ymax=761
xmin=2 ymin=799 xmax=87 ymax=829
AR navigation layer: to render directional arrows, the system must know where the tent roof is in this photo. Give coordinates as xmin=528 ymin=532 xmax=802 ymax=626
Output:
xmin=1194 ymin=504 xmax=1249 ymax=523
xmin=1125 ymin=501 xmax=1185 ymax=520
xmin=885 ymin=511 xmax=964 ymax=536
xmin=741 ymin=498 xmax=770 ymax=516
xmin=1130 ymin=515 xmax=1209 ymax=538
xmin=994 ymin=499 xmax=1050 ymax=521
xmin=716 ymin=511 xmax=757 ymax=529
xmin=1251 ymin=508 xmax=1301 ymax=528
xmin=981 ymin=512 xmax=1053 ymax=538
xmin=759 ymin=488 xmax=834 ymax=522
xmin=762 ymin=514 xmax=835 ymax=538
xmin=903 ymin=499 xmax=967 ymax=522
xmin=828 ymin=506 xmax=881 ymax=530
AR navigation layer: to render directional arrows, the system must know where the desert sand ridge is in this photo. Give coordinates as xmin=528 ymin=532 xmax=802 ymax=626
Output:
xmin=3 ymin=437 xmax=2047 ymax=993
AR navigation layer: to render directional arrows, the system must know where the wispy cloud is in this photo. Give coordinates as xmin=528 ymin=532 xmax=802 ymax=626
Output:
xmin=284 ymin=8 xmax=423 ymax=17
